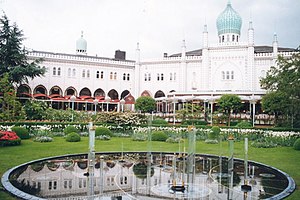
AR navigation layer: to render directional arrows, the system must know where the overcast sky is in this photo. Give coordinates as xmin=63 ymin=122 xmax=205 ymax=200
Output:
xmin=2 ymin=0 xmax=300 ymax=60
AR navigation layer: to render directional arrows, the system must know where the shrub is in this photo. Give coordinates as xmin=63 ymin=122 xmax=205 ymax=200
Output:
xmin=95 ymin=126 xmax=112 ymax=137
xmin=251 ymin=141 xmax=277 ymax=148
xmin=152 ymin=131 xmax=168 ymax=142
xmin=152 ymin=118 xmax=168 ymax=125
xmin=205 ymin=139 xmax=219 ymax=144
xmin=11 ymin=126 xmax=30 ymax=139
xmin=293 ymin=138 xmax=300 ymax=150
xmin=166 ymin=137 xmax=184 ymax=143
xmin=33 ymin=136 xmax=53 ymax=143
xmin=0 ymin=131 xmax=21 ymax=146
xmin=65 ymin=132 xmax=81 ymax=142
xmin=95 ymin=135 xmax=111 ymax=140
xmin=236 ymin=121 xmax=252 ymax=128
xmin=63 ymin=126 xmax=79 ymax=134
xmin=132 ymin=131 xmax=147 ymax=141
xmin=209 ymin=126 xmax=220 ymax=140
xmin=182 ymin=119 xmax=208 ymax=126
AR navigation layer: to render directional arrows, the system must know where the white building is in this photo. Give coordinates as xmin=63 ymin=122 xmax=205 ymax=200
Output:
xmin=17 ymin=1 xmax=296 ymax=118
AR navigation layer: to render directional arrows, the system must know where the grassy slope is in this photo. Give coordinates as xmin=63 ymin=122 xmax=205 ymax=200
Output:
xmin=0 ymin=137 xmax=299 ymax=199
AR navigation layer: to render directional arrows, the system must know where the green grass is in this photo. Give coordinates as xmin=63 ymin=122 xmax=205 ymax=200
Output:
xmin=0 ymin=137 xmax=299 ymax=199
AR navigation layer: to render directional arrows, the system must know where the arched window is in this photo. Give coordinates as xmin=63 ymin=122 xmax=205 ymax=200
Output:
xmin=96 ymin=71 xmax=99 ymax=79
xmin=237 ymin=36 xmax=239 ymax=42
xmin=232 ymin=35 xmax=235 ymax=42
xmin=157 ymin=73 xmax=160 ymax=81
xmin=222 ymin=71 xmax=225 ymax=79
xmin=170 ymin=73 xmax=173 ymax=81
xmin=231 ymin=71 xmax=234 ymax=79
xmin=53 ymin=67 xmax=56 ymax=75
xmin=222 ymin=35 xmax=225 ymax=42
xmin=144 ymin=73 xmax=147 ymax=81
xmin=226 ymin=71 xmax=230 ymax=79
xmin=123 ymin=73 xmax=126 ymax=80
xmin=127 ymin=73 xmax=130 ymax=81
xmin=68 ymin=68 xmax=71 ymax=77
xmin=100 ymin=71 xmax=104 ymax=79
xmin=72 ymin=69 xmax=76 ymax=77
xmin=174 ymin=73 xmax=176 ymax=80
xmin=87 ymin=70 xmax=90 ymax=78
xmin=114 ymin=72 xmax=117 ymax=80
xmin=161 ymin=73 xmax=164 ymax=81
xmin=82 ymin=69 xmax=86 ymax=78
xmin=148 ymin=73 xmax=151 ymax=81
xmin=57 ymin=67 xmax=61 ymax=76
xmin=110 ymin=72 xmax=113 ymax=80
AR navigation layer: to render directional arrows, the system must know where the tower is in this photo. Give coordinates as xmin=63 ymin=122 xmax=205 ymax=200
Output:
xmin=216 ymin=0 xmax=242 ymax=44
xmin=76 ymin=31 xmax=87 ymax=55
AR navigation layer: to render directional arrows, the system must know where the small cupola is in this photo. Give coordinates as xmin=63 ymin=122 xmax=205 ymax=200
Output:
xmin=76 ymin=31 xmax=87 ymax=55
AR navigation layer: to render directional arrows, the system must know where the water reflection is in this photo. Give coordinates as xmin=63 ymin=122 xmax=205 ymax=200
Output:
xmin=9 ymin=152 xmax=289 ymax=199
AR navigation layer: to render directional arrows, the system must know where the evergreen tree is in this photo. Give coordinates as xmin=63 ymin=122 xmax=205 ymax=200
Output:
xmin=0 ymin=73 xmax=25 ymax=121
xmin=0 ymin=14 xmax=45 ymax=85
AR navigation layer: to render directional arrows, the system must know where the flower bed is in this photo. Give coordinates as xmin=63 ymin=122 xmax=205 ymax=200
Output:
xmin=0 ymin=131 xmax=21 ymax=146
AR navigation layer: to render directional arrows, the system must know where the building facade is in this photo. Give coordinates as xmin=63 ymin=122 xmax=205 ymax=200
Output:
xmin=17 ymin=1 xmax=296 ymax=119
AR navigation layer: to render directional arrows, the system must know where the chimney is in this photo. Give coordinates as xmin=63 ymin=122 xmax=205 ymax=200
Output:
xmin=115 ymin=50 xmax=126 ymax=60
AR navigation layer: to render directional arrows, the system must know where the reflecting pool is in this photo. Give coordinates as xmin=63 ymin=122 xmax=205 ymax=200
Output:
xmin=2 ymin=152 xmax=295 ymax=200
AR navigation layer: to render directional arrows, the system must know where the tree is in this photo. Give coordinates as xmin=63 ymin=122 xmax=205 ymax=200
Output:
xmin=260 ymin=48 xmax=300 ymax=127
xmin=261 ymin=91 xmax=289 ymax=125
xmin=0 ymin=14 xmax=45 ymax=85
xmin=135 ymin=96 xmax=156 ymax=113
xmin=217 ymin=94 xmax=241 ymax=126
xmin=24 ymin=100 xmax=48 ymax=120
xmin=0 ymin=73 xmax=25 ymax=121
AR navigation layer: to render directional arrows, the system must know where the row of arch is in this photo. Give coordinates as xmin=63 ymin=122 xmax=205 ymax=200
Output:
xmin=16 ymin=84 xmax=172 ymax=101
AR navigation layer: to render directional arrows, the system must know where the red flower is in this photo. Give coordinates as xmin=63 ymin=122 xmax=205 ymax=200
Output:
xmin=0 ymin=131 xmax=20 ymax=141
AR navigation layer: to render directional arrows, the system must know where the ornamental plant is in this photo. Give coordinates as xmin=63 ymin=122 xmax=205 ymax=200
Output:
xmin=11 ymin=126 xmax=30 ymax=139
xmin=65 ymin=132 xmax=81 ymax=142
xmin=63 ymin=125 xmax=79 ymax=135
xmin=151 ymin=131 xmax=168 ymax=141
xmin=293 ymin=138 xmax=300 ymax=150
xmin=0 ymin=131 xmax=21 ymax=146
xmin=95 ymin=126 xmax=112 ymax=137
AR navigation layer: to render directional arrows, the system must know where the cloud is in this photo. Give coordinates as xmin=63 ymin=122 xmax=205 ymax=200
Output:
xmin=2 ymin=0 xmax=300 ymax=60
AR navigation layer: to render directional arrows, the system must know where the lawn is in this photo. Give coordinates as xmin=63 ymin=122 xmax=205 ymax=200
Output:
xmin=0 ymin=137 xmax=299 ymax=199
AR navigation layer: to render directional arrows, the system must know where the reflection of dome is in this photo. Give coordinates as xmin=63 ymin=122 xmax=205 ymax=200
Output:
xmin=216 ymin=1 xmax=242 ymax=35
xmin=76 ymin=31 xmax=87 ymax=54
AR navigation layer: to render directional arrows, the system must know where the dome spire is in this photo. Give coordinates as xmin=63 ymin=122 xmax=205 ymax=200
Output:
xmin=216 ymin=1 xmax=242 ymax=43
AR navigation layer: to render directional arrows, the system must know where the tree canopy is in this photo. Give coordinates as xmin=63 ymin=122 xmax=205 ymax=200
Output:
xmin=0 ymin=14 xmax=45 ymax=85
xmin=217 ymin=94 xmax=242 ymax=126
xmin=260 ymin=48 xmax=300 ymax=127
xmin=135 ymin=96 xmax=156 ymax=113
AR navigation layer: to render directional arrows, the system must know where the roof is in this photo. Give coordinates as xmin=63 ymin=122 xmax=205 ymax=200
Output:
xmin=169 ymin=46 xmax=297 ymax=57
xmin=28 ymin=50 xmax=135 ymax=63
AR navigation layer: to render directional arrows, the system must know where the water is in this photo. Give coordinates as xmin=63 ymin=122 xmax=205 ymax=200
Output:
xmin=6 ymin=152 xmax=292 ymax=199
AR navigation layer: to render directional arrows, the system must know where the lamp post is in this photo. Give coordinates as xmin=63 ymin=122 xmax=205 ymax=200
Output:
xmin=93 ymin=99 xmax=99 ymax=115
xmin=70 ymin=95 xmax=76 ymax=122
xmin=120 ymin=98 xmax=125 ymax=112
xmin=105 ymin=96 xmax=111 ymax=112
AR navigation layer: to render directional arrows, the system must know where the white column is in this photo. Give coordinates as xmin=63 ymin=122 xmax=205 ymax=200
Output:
xmin=180 ymin=40 xmax=187 ymax=91
xmin=134 ymin=42 xmax=141 ymax=99
xmin=210 ymin=100 xmax=214 ymax=126
xmin=252 ymin=101 xmax=256 ymax=127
